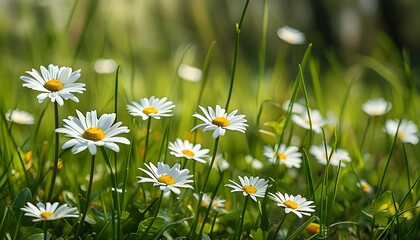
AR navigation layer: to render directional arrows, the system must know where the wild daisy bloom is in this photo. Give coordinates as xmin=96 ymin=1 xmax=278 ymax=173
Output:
xmin=127 ymin=96 xmax=175 ymax=121
xmin=263 ymin=144 xmax=302 ymax=168
xmin=210 ymin=153 xmax=230 ymax=171
xmin=292 ymin=109 xmax=326 ymax=134
xmin=178 ymin=64 xmax=203 ymax=82
xmin=309 ymin=143 xmax=351 ymax=167
xmin=193 ymin=193 xmax=226 ymax=211
xmin=168 ymin=138 xmax=210 ymax=163
xmin=269 ymin=192 xmax=315 ymax=218
xmin=245 ymin=155 xmax=264 ymax=170
xmin=225 ymin=176 xmax=268 ymax=202
xmin=20 ymin=202 xmax=79 ymax=222
xmin=282 ymin=100 xmax=306 ymax=114
xmin=5 ymin=109 xmax=35 ymax=125
xmin=357 ymin=179 xmax=373 ymax=194
xmin=20 ymin=64 xmax=85 ymax=106
xmin=277 ymin=26 xmax=306 ymax=45
xmin=138 ymin=162 xmax=194 ymax=194
xmin=55 ymin=110 xmax=130 ymax=155
xmin=191 ymin=105 xmax=248 ymax=138
xmin=362 ymin=98 xmax=392 ymax=116
xmin=384 ymin=119 xmax=419 ymax=145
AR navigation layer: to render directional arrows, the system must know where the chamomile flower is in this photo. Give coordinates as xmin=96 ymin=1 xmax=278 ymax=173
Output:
xmin=55 ymin=110 xmax=130 ymax=155
xmin=168 ymin=138 xmax=209 ymax=163
xmin=210 ymin=153 xmax=230 ymax=171
xmin=292 ymin=109 xmax=326 ymax=134
xmin=138 ymin=162 xmax=194 ymax=194
xmin=357 ymin=179 xmax=373 ymax=194
xmin=269 ymin=192 xmax=315 ymax=218
xmin=127 ymin=96 xmax=175 ymax=121
xmin=282 ymin=100 xmax=306 ymax=114
xmin=277 ymin=26 xmax=306 ymax=45
xmin=178 ymin=64 xmax=202 ymax=82
xmin=20 ymin=202 xmax=79 ymax=222
xmin=309 ymin=143 xmax=351 ymax=167
xmin=362 ymin=98 xmax=392 ymax=116
xmin=20 ymin=64 xmax=85 ymax=106
xmin=384 ymin=119 xmax=419 ymax=145
xmin=225 ymin=176 xmax=268 ymax=202
xmin=5 ymin=109 xmax=35 ymax=125
xmin=191 ymin=105 xmax=248 ymax=138
xmin=263 ymin=144 xmax=302 ymax=168
xmin=193 ymin=193 xmax=226 ymax=211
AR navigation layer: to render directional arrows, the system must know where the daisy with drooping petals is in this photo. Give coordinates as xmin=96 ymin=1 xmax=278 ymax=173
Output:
xmin=225 ymin=176 xmax=268 ymax=202
xmin=263 ymin=144 xmax=302 ymax=168
xmin=20 ymin=202 xmax=79 ymax=222
xmin=362 ymin=98 xmax=392 ymax=116
xmin=138 ymin=162 xmax=194 ymax=194
xmin=384 ymin=119 xmax=419 ymax=145
xmin=191 ymin=105 xmax=248 ymax=138
xmin=55 ymin=110 xmax=130 ymax=155
xmin=127 ymin=96 xmax=175 ymax=121
xmin=168 ymin=138 xmax=210 ymax=163
xmin=6 ymin=109 xmax=35 ymax=125
xmin=269 ymin=192 xmax=315 ymax=218
xmin=277 ymin=26 xmax=306 ymax=45
xmin=309 ymin=143 xmax=351 ymax=167
xmin=292 ymin=109 xmax=326 ymax=134
xmin=20 ymin=64 xmax=85 ymax=106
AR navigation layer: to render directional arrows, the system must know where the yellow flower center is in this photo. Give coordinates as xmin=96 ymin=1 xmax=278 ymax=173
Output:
xmin=306 ymin=223 xmax=320 ymax=235
xmin=182 ymin=149 xmax=195 ymax=157
xmin=361 ymin=183 xmax=370 ymax=191
xmin=158 ymin=175 xmax=175 ymax=185
xmin=40 ymin=212 xmax=54 ymax=219
xmin=44 ymin=79 xmax=63 ymax=92
xmin=242 ymin=185 xmax=257 ymax=194
xmin=83 ymin=127 xmax=105 ymax=141
xmin=212 ymin=116 xmax=230 ymax=127
xmin=397 ymin=131 xmax=406 ymax=140
xmin=284 ymin=200 xmax=298 ymax=209
xmin=201 ymin=200 xmax=208 ymax=207
xmin=143 ymin=107 xmax=158 ymax=115
xmin=277 ymin=152 xmax=287 ymax=161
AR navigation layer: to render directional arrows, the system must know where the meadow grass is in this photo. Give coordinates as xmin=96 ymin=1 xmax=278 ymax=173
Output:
xmin=1 ymin=1 xmax=419 ymax=239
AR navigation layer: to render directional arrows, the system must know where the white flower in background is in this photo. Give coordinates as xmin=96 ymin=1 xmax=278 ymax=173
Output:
xmin=282 ymin=100 xmax=306 ymax=114
xmin=5 ymin=109 xmax=35 ymax=125
xmin=357 ymin=179 xmax=373 ymax=193
xmin=127 ymin=96 xmax=175 ymax=121
xmin=269 ymin=192 xmax=315 ymax=218
xmin=362 ymin=98 xmax=392 ymax=116
xmin=178 ymin=64 xmax=202 ymax=82
xmin=94 ymin=58 xmax=117 ymax=74
xmin=138 ymin=162 xmax=194 ymax=194
xmin=193 ymin=193 xmax=226 ymax=211
xmin=263 ymin=144 xmax=302 ymax=168
xmin=20 ymin=64 xmax=85 ymax=106
xmin=192 ymin=105 xmax=248 ymax=138
xmin=245 ymin=155 xmax=264 ymax=170
xmin=210 ymin=153 xmax=230 ymax=171
xmin=309 ymin=143 xmax=351 ymax=167
xmin=55 ymin=110 xmax=130 ymax=155
xmin=277 ymin=26 xmax=306 ymax=45
xmin=225 ymin=176 xmax=268 ymax=202
xmin=21 ymin=202 xmax=79 ymax=222
xmin=168 ymin=138 xmax=210 ymax=164
xmin=292 ymin=109 xmax=326 ymax=134
xmin=384 ymin=119 xmax=419 ymax=145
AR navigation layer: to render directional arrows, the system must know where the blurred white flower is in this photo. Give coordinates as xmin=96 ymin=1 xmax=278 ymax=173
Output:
xmin=94 ymin=58 xmax=117 ymax=74
xmin=21 ymin=202 xmax=79 ymax=222
xmin=277 ymin=26 xmax=306 ymax=45
xmin=127 ymin=96 xmax=175 ymax=121
xmin=245 ymin=155 xmax=263 ymax=170
xmin=210 ymin=153 xmax=230 ymax=171
xmin=225 ymin=176 xmax=268 ymax=202
xmin=384 ymin=119 xmax=418 ymax=145
xmin=193 ymin=193 xmax=226 ymax=211
xmin=292 ymin=109 xmax=326 ymax=134
xmin=362 ymin=98 xmax=392 ymax=116
xmin=357 ymin=179 xmax=373 ymax=193
xmin=282 ymin=100 xmax=306 ymax=114
xmin=310 ymin=143 xmax=351 ymax=167
xmin=178 ymin=64 xmax=202 ymax=82
xmin=6 ymin=109 xmax=34 ymax=125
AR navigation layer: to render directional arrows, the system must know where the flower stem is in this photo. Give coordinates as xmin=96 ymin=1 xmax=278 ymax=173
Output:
xmin=233 ymin=196 xmax=249 ymax=240
xmin=271 ymin=214 xmax=288 ymax=240
xmin=47 ymin=101 xmax=59 ymax=201
xmin=143 ymin=118 xmax=152 ymax=164
xmin=141 ymin=191 xmax=163 ymax=239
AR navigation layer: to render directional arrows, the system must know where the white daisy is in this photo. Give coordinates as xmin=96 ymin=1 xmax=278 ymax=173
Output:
xmin=94 ymin=58 xmax=117 ymax=74
xmin=245 ymin=155 xmax=264 ymax=170
xmin=277 ymin=26 xmax=306 ymax=45
xmin=282 ymin=100 xmax=306 ymax=114
xmin=20 ymin=202 xmax=79 ymax=222
xmin=127 ymin=96 xmax=175 ymax=121
xmin=357 ymin=179 xmax=373 ymax=194
xmin=5 ymin=109 xmax=35 ymax=125
xmin=292 ymin=109 xmax=326 ymax=134
xmin=193 ymin=193 xmax=226 ymax=211
xmin=168 ymin=138 xmax=210 ymax=164
xmin=263 ymin=144 xmax=302 ymax=168
xmin=178 ymin=64 xmax=202 ymax=82
xmin=225 ymin=176 xmax=268 ymax=202
xmin=138 ymin=162 xmax=194 ymax=195
xmin=384 ymin=119 xmax=418 ymax=145
xmin=309 ymin=143 xmax=351 ymax=167
xmin=210 ymin=153 xmax=230 ymax=171
xmin=191 ymin=105 xmax=248 ymax=138
xmin=55 ymin=110 xmax=130 ymax=155
xmin=20 ymin=64 xmax=85 ymax=106
xmin=269 ymin=192 xmax=315 ymax=218
xmin=362 ymin=98 xmax=392 ymax=116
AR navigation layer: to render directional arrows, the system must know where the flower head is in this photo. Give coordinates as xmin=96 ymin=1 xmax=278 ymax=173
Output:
xmin=357 ymin=179 xmax=373 ymax=194
xmin=225 ymin=176 xmax=268 ymax=202
xmin=127 ymin=96 xmax=175 ymax=121
xmin=178 ymin=64 xmax=202 ymax=82
xmin=20 ymin=64 xmax=85 ymax=106
xmin=210 ymin=153 xmax=230 ymax=171
xmin=269 ymin=192 xmax=315 ymax=218
xmin=6 ymin=109 xmax=35 ymax=125
xmin=309 ymin=143 xmax=351 ymax=167
xmin=263 ymin=144 xmax=302 ymax=168
xmin=277 ymin=26 xmax=306 ymax=45
xmin=292 ymin=109 xmax=326 ymax=134
xmin=194 ymin=193 xmax=226 ymax=211
xmin=191 ymin=105 xmax=248 ymax=138
xmin=55 ymin=110 xmax=130 ymax=155
xmin=138 ymin=162 xmax=194 ymax=194
xmin=168 ymin=138 xmax=209 ymax=164
xmin=362 ymin=98 xmax=392 ymax=116
xmin=282 ymin=100 xmax=306 ymax=114
xmin=20 ymin=202 xmax=79 ymax=222
xmin=306 ymin=223 xmax=320 ymax=235
xmin=384 ymin=119 xmax=418 ymax=145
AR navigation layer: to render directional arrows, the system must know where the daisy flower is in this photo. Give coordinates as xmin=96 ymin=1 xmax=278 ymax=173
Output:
xmin=362 ymin=98 xmax=392 ymax=116
xmin=210 ymin=153 xmax=230 ymax=171
xmin=269 ymin=192 xmax=315 ymax=218
xmin=277 ymin=26 xmax=306 ymax=45
xmin=263 ymin=144 xmax=302 ymax=168
xmin=138 ymin=162 xmax=194 ymax=194
xmin=384 ymin=119 xmax=418 ymax=145
xmin=5 ymin=109 xmax=35 ymax=125
xmin=55 ymin=110 xmax=130 ymax=155
xmin=20 ymin=64 xmax=85 ymax=106
xmin=225 ymin=176 xmax=268 ymax=202
xmin=193 ymin=193 xmax=226 ymax=211
xmin=309 ymin=143 xmax=351 ymax=167
xmin=282 ymin=100 xmax=306 ymax=114
xmin=357 ymin=179 xmax=373 ymax=194
xmin=178 ymin=64 xmax=202 ymax=82
xmin=20 ymin=202 xmax=79 ymax=222
xmin=127 ymin=96 xmax=175 ymax=121
xmin=191 ymin=105 xmax=248 ymax=138
xmin=245 ymin=155 xmax=264 ymax=170
xmin=168 ymin=138 xmax=210 ymax=163
xmin=292 ymin=109 xmax=326 ymax=134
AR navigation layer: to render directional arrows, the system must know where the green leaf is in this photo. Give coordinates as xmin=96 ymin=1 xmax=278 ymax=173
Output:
xmin=120 ymin=211 xmax=130 ymax=220
xmin=28 ymin=232 xmax=51 ymax=240
xmin=12 ymin=188 xmax=32 ymax=214
xmin=287 ymin=216 xmax=317 ymax=240
xmin=122 ymin=233 xmax=143 ymax=240
xmin=201 ymin=233 xmax=211 ymax=240
xmin=371 ymin=191 xmax=398 ymax=226
xmin=137 ymin=216 xmax=166 ymax=239
xmin=250 ymin=228 xmax=265 ymax=240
